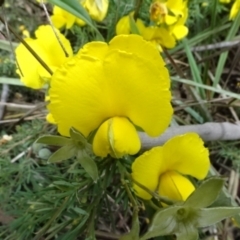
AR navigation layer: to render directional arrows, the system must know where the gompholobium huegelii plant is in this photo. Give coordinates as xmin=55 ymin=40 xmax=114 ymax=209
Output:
xmin=13 ymin=0 xmax=240 ymax=239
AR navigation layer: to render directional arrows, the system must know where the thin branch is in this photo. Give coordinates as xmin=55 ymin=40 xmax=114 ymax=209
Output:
xmin=139 ymin=122 xmax=240 ymax=150
xmin=0 ymin=84 xmax=9 ymax=120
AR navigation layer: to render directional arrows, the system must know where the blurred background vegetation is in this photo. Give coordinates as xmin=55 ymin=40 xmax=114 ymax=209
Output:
xmin=1 ymin=0 xmax=240 ymax=239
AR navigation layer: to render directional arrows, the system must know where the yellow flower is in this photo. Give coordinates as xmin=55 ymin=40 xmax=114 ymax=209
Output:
xmin=48 ymin=35 xmax=173 ymax=158
xmin=19 ymin=25 xmax=30 ymax=38
xmin=15 ymin=25 xmax=73 ymax=89
xmin=169 ymin=2 xmax=189 ymax=40
xmin=220 ymin=0 xmax=240 ymax=19
xmin=81 ymin=0 xmax=109 ymax=22
xmin=116 ymin=12 xmax=134 ymax=35
xmin=51 ymin=0 xmax=108 ymax=29
xmin=230 ymin=0 xmax=240 ymax=19
xmin=132 ymin=133 xmax=210 ymax=201
xmin=51 ymin=5 xmax=86 ymax=29
xmin=135 ymin=19 xmax=176 ymax=50
xmin=116 ymin=14 xmax=188 ymax=50
xmin=150 ymin=0 xmax=187 ymax=25
xmin=45 ymin=96 xmax=56 ymax=124
xmin=219 ymin=0 xmax=231 ymax=3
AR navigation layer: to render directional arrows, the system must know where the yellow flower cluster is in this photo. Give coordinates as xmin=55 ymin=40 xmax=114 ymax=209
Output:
xmin=116 ymin=0 xmax=189 ymax=50
xmin=51 ymin=0 xmax=109 ymax=29
xmin=15 ymin=1 xmax=210 ymax=203
xmin=220 ymin=0 xmax=240 ymax=19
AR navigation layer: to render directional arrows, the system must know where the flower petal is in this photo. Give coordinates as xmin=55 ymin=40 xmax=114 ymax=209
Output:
xmin=230 ymin=0 xmax=240 ymax=20
xmin=51 ymin=6 xmax=76 ymax=29
xmin=162 ymin=133 xmax=210 ymax=179
xmin=158 ymin=171 xmax=195 ymax=202
xmin=172 ymin=25 xmax=188 ymax=40
xmin=109 ymin=34 xmax=167 ymax=69
xmin=46 ymin=113 xmax=56 ymax=124
xmin=82 ymin=0 xmax=109 ymax=22
xmin=49 ymin=35 xmax=172 ymax=137
xmin=15 ymin=25 xmax=73 ymax=89
xmin=35 ymin=25 xmax=73 ymax=65
xmin=15 ymin=39 xmax=49 ymax=89
xmin=132 ymin=147 xmax=164 ymax=199
xmin=116 ymin=15 xmax=131 ymax=35
xmin=93 ymin=117 xmax=141 ymax=158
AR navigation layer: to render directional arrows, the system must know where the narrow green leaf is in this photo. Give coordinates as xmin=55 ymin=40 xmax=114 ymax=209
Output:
xmin=48 ymin=144 xmax=76 ymax=162
xmin=47 ymin=0 xmax=104 ymax=40
xmin=0 ymin=77 xmax=23 ymax=86
xmin=77 ymin=153 xmax=98 ymax=181
xmin=48 ymin=0 xmax=91 ymax=23
xmin=71 ymin=207 xmax=88 ymax=215
xmin=171 ymin=76 xmax=240 ymax=100
xmin=36 ymin=135 xmax=72 ymax=146
xmin=120 ymin=208 xmax=140 ymax=240
xmin=70 ymin=127 xmax=86 ymax=143
xmin=140 ymin=206 xmax=180 ymax=240
xmin=185 ymin=177 xmax=224 ymax=208
xmin=182 ymin=38 xmax=205 ymax=99
xmin=212 ymin=13 xmax=240 ymax=97
xmin=129 ymin=15 xmax=140 ymax=35
xmin=53 ymin=181 xmax=75 ymax=187
xmin=196 ymin=207 xmax=240 ymax=228
xmin=0 ymin=39 xmax=18 ymax=51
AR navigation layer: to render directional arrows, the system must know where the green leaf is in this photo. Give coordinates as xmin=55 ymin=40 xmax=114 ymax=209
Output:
xmin=0 ymin=39 xmax=18 ymax=51
xmin=176 ymin=226 xmax=198 ymax=240
xmin=129 ymin=15 xmax=140 ymax=35
xmin=120 ymin=208 xmax=140 ymax=240
xmin=36 ymin=135 xmax=72 ymax=146
xmin=53 ymin=181 xmax=75 ymax=187
xmin=196 ymin=207 xmax=240 ymax=228
xmin=48 ymin=144 xmax=77 ymax=162
xmin=71 ymin=207 xmax=88 ymax=215
xmin=182 ymin=38 xmax=205 ymax=99
xmin=70 ymin=127 xmax=86 ymax=143
xmin=185 ymin=177 xmax=224 ymax=208
xmin=140 ymin=206 xmax=180 ymax=240
xmin=0 ymin=77 xmax=24 ymax=86
xmin=212 ymin=13 xmax=240 ymax=97
xmin=209 ymin=166 xmax=240 ymax=226
xmin=171 ymin=76 xmax=240 ymax=100
xmin=47 ymin=0 xmax=103 ymax=40
xmin=77 ymin=152 xmax=98 ymax=181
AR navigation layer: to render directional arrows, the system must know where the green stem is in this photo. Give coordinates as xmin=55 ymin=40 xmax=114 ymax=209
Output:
xmin=134 ymin=0 xmax=143 ymax=20
xmin=125 ymin=172 xmax=176 ymax=206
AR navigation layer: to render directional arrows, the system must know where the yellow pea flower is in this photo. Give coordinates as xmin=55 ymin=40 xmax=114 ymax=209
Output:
xmin=51 ymin=0 xmax=109 ymax=29
xmin=81 ymin=0 xmax=109 ymax=22
xmin=132 ymin=133 xmax=210 ymax=201
xmin=48 ymin=35 xmax=173 ymax=158
xmin=45 ymin=96 xmax=56 ymax=124
xmin=116 ymin=12 xmax=188 ymax=50
xmin=150 ymin=0 xmax=187 ymax=26
xmin=15 ymin=25 xmax=73 ymax=89
xmin=220 ymin=0 xmax=240 ymax=20
xmin=230 ymin=0 xmax=240 ymax=19
xmin=51 ymin=6 xmax=86 ymax=29
xmin=116 ymin=16 xmax=175 ymax=50
xmin=169 ymin=2 xmax=189 ymax=40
